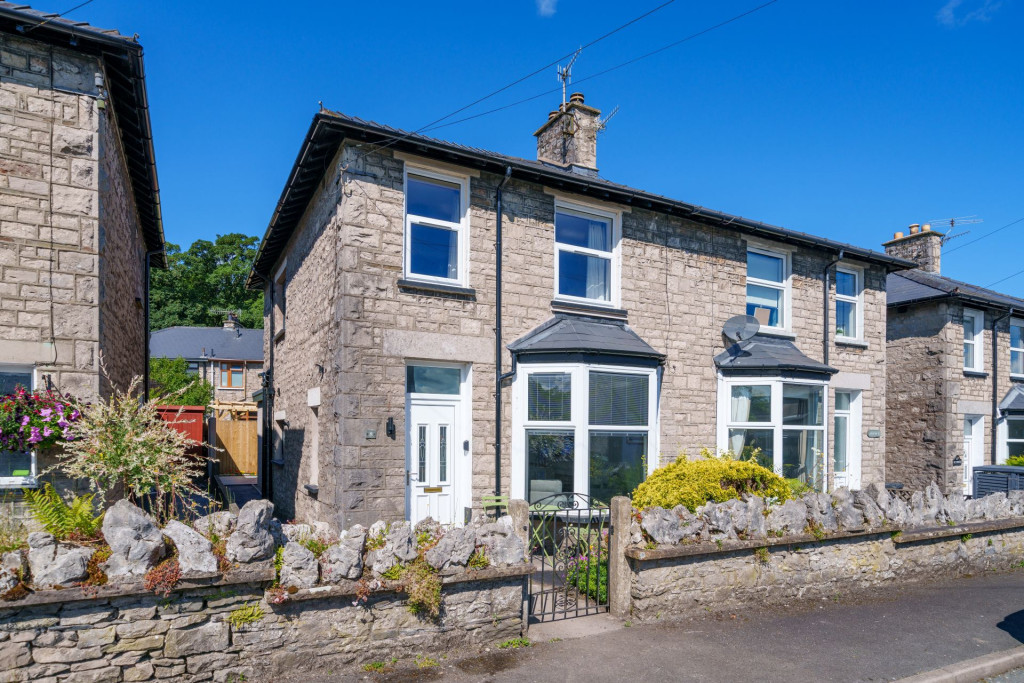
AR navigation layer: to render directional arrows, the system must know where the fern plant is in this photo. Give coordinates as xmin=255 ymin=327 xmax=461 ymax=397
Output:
xmin=23 ymin=483 xmax=103 ymax=541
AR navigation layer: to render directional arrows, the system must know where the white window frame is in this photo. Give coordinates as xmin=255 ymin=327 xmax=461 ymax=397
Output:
xmin=553 ymin=199 xmax=622 ymax=309
xmin=999 ymin=416 xmax=1024 ymax=464
xmin=962 ymin=307 xmax=985 ymax=373
xmin=832 ymin=389 xmax=862 ymax=490
xmin=1010 ymin=318 xmax=1024 ymax=379
xmin=0 ymin=364 xmax=39 ymax=489
xmin=402 ymin=164 xmax=470 ymax=287
xmin=716 ymin=375 xmax=829 ymax=491
xmin=834 ymin=264 xmax=864 ymax=343
xmin=510 ymin=361 xmax=659 ymax=501
xmin=745 ymin=246 xmax=792 ymax=334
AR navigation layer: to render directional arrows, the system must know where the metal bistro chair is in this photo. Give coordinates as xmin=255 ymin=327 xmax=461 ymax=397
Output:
xmin=480 ymin=494 xmax=509 ymax=518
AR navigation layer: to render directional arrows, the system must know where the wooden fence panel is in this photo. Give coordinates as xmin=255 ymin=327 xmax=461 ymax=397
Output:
xmin=215 ymin=418 xmax=258 ymax=476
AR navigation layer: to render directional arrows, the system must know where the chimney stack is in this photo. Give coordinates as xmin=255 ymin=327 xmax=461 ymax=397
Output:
xmin=534 ymin=92 xmax=600 ymax=175
xmin=883 ymin=223 xmax=944 ymax=274
xmin=223 ymin=312 xmax=242 ymax=331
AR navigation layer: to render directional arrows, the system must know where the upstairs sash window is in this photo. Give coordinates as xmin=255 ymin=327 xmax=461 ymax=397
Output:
xmin=554 ymin=205 xmax=617 ymax=305
xmin=405 ymin=169 xmax=468 ymax=285
xmin=963 ymin=308 xmax=984 ymax=372
xmin=1011 ymin=321 xmax=1023 ymax=377
xmin=746 ymin=248 xmax=789 ymax=331
xmin=835 ymin=267 xmax=863 ymax=341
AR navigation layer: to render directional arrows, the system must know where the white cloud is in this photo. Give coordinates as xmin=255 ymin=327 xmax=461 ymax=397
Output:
xmin=937 ymin=0 xmax=1003 ymax=26
xmin=537 ymin=0 xmax=557 ymax=17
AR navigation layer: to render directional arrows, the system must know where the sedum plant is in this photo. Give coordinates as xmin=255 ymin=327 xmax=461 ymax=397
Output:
xmin=48 ymin=375 xmax=208 ymax=523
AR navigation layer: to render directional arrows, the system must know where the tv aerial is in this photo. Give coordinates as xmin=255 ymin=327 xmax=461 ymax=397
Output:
xmin=924 ymin=216 xmax=983 ymax=245
xmin=722 ymin=315 xmax=761 ymax=343
xmin=557 ymin=47 xmax=582 ymax=109
xmin=597 ymin=105 xmax=620 ymax=135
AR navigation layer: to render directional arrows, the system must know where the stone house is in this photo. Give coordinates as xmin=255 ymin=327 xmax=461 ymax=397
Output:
xmin=884 ymin=225 xmax=1024 ymax=495
xmin=150 ymin=314 xmax=264 ymax=403
xmin=247 ymin=95 xmax=914 ymax=528
xmin=0 ymin=5 xmax=163 ymax=494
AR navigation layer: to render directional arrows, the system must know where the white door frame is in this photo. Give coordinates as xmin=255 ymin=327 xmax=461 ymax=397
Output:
xmin=832 ymin=389 xmax=862 ymax=491
xmin=963 ymin=414 xmax=985 ymax=496
xmin=404 ymin=361 xmax=472 ymax=525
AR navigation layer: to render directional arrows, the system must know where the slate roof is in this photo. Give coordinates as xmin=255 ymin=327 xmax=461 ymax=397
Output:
xmin=247 ymin=110 xmax=916 ymax=287
xmin=508 ymin=315 xmax=664 ymax=360
xmin=888 ymin=269 xmax=1024 ymax=311
xmin=714 ymin=334 xmax=837 ymax=376
xmin=150 ymin=327 xmax=264 ymax=362
xmin=1000 ymin=385 xmax=1024 ymax=415
xmin=0 ymin=3 xmax=165 ymax=266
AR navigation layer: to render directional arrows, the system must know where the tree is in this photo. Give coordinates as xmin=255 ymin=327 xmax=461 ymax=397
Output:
xmin=148 ymin=357 xmax=214 ymax=407
xmin=150 ymin=233 xmax=264 ymax=330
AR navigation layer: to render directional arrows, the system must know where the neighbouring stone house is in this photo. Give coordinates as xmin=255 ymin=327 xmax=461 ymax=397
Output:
xmin=247 ymin=94 xmax=915 ymax=529
xmin=885 ymin=224 xmax=1024 ymax=495
xmin=0 ymin=5 xmax=163 ymax=500
xmin=150 ymin=313 xmax=264 ymax=403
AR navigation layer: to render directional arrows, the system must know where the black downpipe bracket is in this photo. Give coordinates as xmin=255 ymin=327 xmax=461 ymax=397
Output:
xmin=142 ymin=249 xmax=162 ymax=402
xmin=822 ymin=250 xmax=845 ymax=366
xmin=494 ymin=167 xmax=513 ymax=497
xmin=992 ymin=308 xmax=1014 ymax=464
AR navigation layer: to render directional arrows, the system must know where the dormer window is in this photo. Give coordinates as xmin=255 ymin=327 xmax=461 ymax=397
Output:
xmin=404 ymin=167 xmax=469 ymax=286
xmin=554 ymin=202 xmax=619 ymax=306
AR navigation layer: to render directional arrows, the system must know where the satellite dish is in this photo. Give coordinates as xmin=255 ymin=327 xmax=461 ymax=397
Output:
xmin=723 ymin=315 xmax=761 ymax=343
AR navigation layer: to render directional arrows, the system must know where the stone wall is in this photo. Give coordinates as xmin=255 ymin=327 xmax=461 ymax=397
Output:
xmin=265 ymin=139 xmax=891 ymax=530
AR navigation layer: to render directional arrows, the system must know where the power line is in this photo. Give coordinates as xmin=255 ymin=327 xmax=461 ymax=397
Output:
xmin=342 ymin=0 xmax=680 ymax=168
xmin=423 ymin=0 xmax=781 ymax=134
xmin=944 ymin=216 xmax=1024 ymax=255
xmin=986 ymin=266 xmax=1024 ymax=290
xmin=23 ymin=0 xmax=97 ymax=33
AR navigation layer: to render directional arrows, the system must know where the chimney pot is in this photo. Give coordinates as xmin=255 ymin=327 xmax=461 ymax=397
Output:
xmin=548 ymin=110 xmax=559 ymax=121
xmin=922 ymin=223 xmax=931 ymax=231
xmin=909 ymin=223 xmax=920 ymax=234
xmin=894 ymin=231 xmax=904 ymax=239
xmin=569 ymin=92 xmax=585 ymax=104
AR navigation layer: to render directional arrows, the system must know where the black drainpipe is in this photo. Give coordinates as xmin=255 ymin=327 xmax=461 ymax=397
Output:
xmin=143 ymin=249 xmax=162 ymax=402
xmin=494 ymin=167 xmax=513 ymax=497
xmin=822 ymin=250 xmax=845 ymax=366
xmin=992 ymin=307 xmax=1014 ymax=464
xmin=253 ymin=271 xmax=275 ymax=501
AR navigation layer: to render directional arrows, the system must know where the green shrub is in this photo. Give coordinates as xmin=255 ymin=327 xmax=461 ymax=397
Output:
xmin=566 ymin=553 xmax=608 ymax=603
xmin=23 ymin=483 xmax=103 ymax=541
xmin=785 ymin=478 xmax=814 ymax=497
xmin=1007 ymin=455 xmax=1024 ymax=467
xmin=631 ymin=449 xmax=791 ymax=512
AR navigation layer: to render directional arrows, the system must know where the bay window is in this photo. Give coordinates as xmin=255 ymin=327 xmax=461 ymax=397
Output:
xmin=835 ymin=266 xmax=863 ymax=341
xmin=554 ymin=203 xmax=619 ymax=306
xmin=1009 ymin=419 xmax=1024 ymax=459
xmin=720 ymin=378 xmax=826 ymax=490
xmin=515 ymin=364 xmax=657 ymax=505
xmin=963 ymin=308 xmax=984 ymax=372
xmin=1011 ymin=320 xmax=1023 ymax=378
xmin=404 ymin=167 xmax=469 ymax=286
xmin=746 ymin=248 xmax=790 ymax=331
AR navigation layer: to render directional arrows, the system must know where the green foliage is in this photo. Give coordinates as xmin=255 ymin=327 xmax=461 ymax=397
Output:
xmin=566 ymin=553 xmax=608 ymax=603
xmin=806 ymin=520 xmax=826 ymax=542
xmin=49 ymin=375 xmax=208 ymax=524
xmin=468 ymin=548 xmax=489 ymax=570
xmin=785 ymin=478 xmax=814 ymax=497
xmin=148 ymin=357 xmax=215 ymax=407
xmin=890 ymin=530 xmax=902 ymax=541
xmin=631 ymin=449 xmax=791 ymax=512
xmin=23 ymin=483 xmax=103 ymax=541
xmin=754 ymin=547 xmax=770 ymax=565
xmin=228 ymin=602 xmax=265 ymax=629
xmin=404 ymin=560 xmax=442 ymax=619
xmin=298 ymin=535 xmax=330 ymax=559
xmin=85 ymin=546 xmax=111 ymax=586
xmin=961 ymin=533 xmax=973 ymax=543
xmin=415 ymin=655 xmax=439 ymax=669
xmin=149 ymin=234 xmax=264 ymax=331
xmin=0 ymin=511 xmax=26 ymax=553
xmin=272 ymin=546 xmax=284 ymax=587
xmin=1007 ymin=455 xmax=1024 ymax=467
xmin=380 ymin=563 xmax=404 ymax=581
xmin=366 ymin=528 xmax=387 ymax=551
xmin=498 ymin=638 xmax=530 ymax=649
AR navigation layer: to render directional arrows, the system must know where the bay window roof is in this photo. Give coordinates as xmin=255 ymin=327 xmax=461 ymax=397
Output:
xmin=714 ymin=334 xmax=837 ymax=377
xmin=1000 ymin=386 xmax=1024 ymax=415
xmin=509 ymin=315 xmax=664 ymax=362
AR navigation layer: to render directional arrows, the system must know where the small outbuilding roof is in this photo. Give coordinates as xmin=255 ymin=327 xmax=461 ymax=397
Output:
xmin=508 ymin=315 xmax=664 ymax=361
xmin=888 ymin=270 xmax=1024 ymax=311
xmin=714 ymin=334 xmax=837 ymax=376
xmin=150 ymin=327 xmax=264 ymax=362
xmin=1000 ymin=386 xmax=1024 ymax=415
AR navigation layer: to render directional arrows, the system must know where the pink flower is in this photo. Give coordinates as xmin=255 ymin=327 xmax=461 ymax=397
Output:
xmin=42 ymin=427 xmax=52 ymax=438
xmin=20 ymin=416 xmax=29 ymax=426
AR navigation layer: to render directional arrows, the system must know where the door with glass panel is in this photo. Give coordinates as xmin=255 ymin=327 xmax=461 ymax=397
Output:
xmin=407 ymin=402 xmax=457 ymax=525
xmin=963 ymin=415 xmax=985 ymax=497
xmin=832 ymin=391 xmax=861 ymax=490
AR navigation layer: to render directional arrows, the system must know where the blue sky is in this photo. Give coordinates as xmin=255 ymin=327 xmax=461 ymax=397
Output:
xmin=70 ymin=0 xmax=1022 ymax=293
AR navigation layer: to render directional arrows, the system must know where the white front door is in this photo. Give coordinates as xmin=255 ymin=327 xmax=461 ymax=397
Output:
xmin=963 ymin=415 xmax=985 ymax=496
xmin=832 ymin=390 xmax=862 ymax=490
xmin=407 ymin=401 xmax=458 ymax=525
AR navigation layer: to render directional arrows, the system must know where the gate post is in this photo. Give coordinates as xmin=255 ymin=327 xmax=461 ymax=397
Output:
xmin=508 ymin=499 xmax=530 ymax=634
xmin=608 ymin=496 xmax=632 ymax=618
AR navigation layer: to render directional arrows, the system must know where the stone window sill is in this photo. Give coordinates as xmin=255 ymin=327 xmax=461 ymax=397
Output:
xmin=835 ymin=338 xmax=869 ymax=349
xmin=963 ymin=370 xmax=989 ymax=378
xmin=397 ymin=278 xmax=476 ymax=299
xmin=550 ymin=299 xmax=627 ymax=320
xmin=756 ymin=328 xmax=796 ymax=340
xmin=274 ymin=328 xmax=286 ymax=344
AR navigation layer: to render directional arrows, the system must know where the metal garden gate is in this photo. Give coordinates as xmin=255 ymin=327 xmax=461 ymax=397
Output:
xmin=528 ymin=493 xmax=610 ymax=622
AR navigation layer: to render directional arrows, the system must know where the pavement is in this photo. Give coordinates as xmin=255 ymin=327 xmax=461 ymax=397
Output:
xmin=315 ymin=569 xmax=1024 ymax=683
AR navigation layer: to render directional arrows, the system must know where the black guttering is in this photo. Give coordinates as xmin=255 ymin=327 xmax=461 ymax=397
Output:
xmin=247 ymin=112 xmax=917 ymax=287
xmin=0 ymin=5 xmax=165 ymax=267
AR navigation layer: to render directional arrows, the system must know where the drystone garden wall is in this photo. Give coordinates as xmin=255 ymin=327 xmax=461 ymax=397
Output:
xmin=623 ymin=484 xmax=1024 ymax=621
xmin=0 ymin=499 xmax=529 ymax=682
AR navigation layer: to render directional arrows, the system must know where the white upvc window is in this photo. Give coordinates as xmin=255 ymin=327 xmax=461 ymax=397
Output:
xmin=511 ymin=362 xmax=658 ymax=505
xmin=553 ymin=201 xmax=621 ymax=307
xmin=746 ymin=247 xmax=791 ymax=333
xmin=1010 ymin=319 xmax=1023 ymax=378
xmin=0 ymin=365 xmax=38 ymax=488
xmin=403 ymin=165 xmax=470 ymax=287
xmin=834 ymin=265 xmax=864 ymax=342
xmin=717 ymin=376 xmax=828 ymax=490
xmin=962 ymin=308 xmax=985 ymax=372
xmin=1008 ymin=418 xmax=1024 ymax=460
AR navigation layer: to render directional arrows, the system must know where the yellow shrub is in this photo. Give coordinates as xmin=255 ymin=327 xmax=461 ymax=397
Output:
xmin=631 ymin=449 xmax=791 ymax=512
